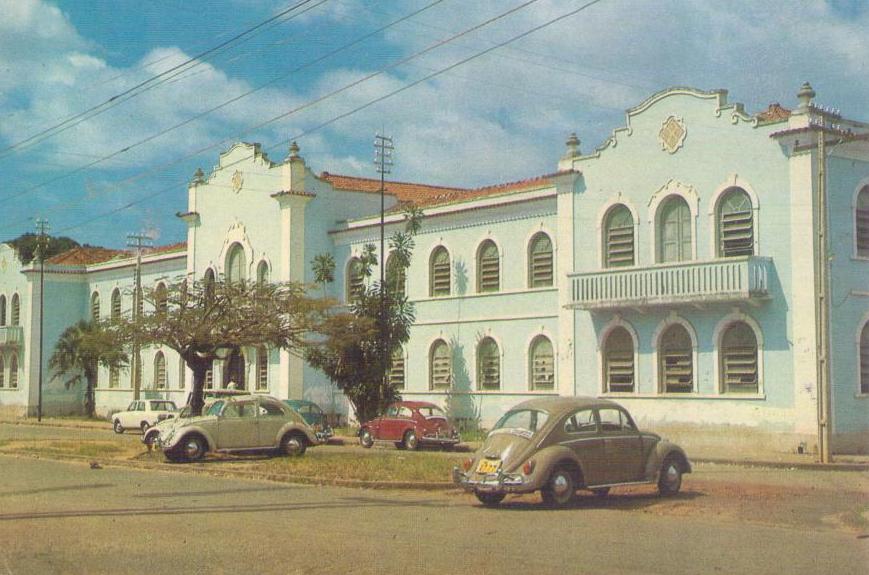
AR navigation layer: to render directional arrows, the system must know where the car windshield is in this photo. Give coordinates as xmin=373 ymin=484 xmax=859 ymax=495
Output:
xmin=205 ymin=401 xmax=224 ymax=416
xmin=417 ymin=406 xmax=445 ymax=418
xmin=150 ymin=401 xmax=177 ymax=412
xmin=492 ymin=409 xmax=549 ymax=437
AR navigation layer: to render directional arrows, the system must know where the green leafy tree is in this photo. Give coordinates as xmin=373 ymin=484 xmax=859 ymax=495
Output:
xmin=109 ymin=277 xmax=326 ymax=416
xmin=305 ymin=204 xmax=422 ymax=423
xmin=49 ymin=320 xmax=128 ymax=418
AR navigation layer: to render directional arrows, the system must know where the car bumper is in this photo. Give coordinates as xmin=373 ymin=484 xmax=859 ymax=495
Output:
xmin=421 ymin=435 xmax=460 ymax=445
xmin=452 ymin=467 xmax=532 ymax=494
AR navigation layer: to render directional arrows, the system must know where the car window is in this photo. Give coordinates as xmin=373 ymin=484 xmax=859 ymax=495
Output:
xmin=150 ymin=401 xmax=176 ymax=412
xmin=223 ymin=400 xmax=256 ymax=418
xmin=259 ymin=400 xmax=286 ymax=417
xmin=417 ymin=406 xmax=445 ymax=418
xmin=492 ymin=409 xmax=550 ymax=437
xmin=126 ymin=401 xmax=137 ymax=411
xmin=206 ymin=401 xmax=224 ymax=416
xmin=564 ymin=409 xmax=597 ymax=434
xmin=135 ymin=401 xmax=146 ymax=412
xmin=397 ymin=407 xmax=413 ymax=418
xmin=385 ymin=405 xmax=400 ymax=417
xmin=598 ymin=408 xmax=636 ymax=432
xmin=309 ymin=404 xmax=323 ymax=415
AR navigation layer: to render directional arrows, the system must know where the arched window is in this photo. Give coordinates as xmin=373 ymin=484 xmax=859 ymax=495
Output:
xmin=429 ymin=247 xmax=451 ymax=297
xmin=477 ymin=337 xmax=500 ymax=391
xmin=10 ymin=294 xmax=19 ymax=326
xmin=429 ymin=339 xmax=451 ymax=390
xmin=604 ymin=205 xmax=635 ymax=267
xmin=659 ymin=324 xmax=693 ymax=393
xmin=604 ymin=327 xmax=634 ymax=392
xmin=154 ymin=352 xmax=167 ymax=389
xmin=111 ymin=288 xmax=122 ymax=320
xmin=109 ymin=366 xmax=120 ymax=389
xmin=857 ymin=186 xmax=869 ymax=258
xmin=346 ymin=257 xmax=364 ymax=302
xmin=154 ymin=283 xmax=168 ymax=315
xmin=226 ymin=243 xmax=246 ymax=284
xmin=204 ymin=268 xmax=216 ymax=301
xmin=476 ymin=240 xmax=500 ymax=293
xmin=718 ymin=188 xmax=754 ymax=257
xmin=0 ymin=295 xmax=6 ymax=326
xmin=257 ymin=261 xmax=270 ymax=285
xmin=0 ymin=356 xmax=5 ymax=388
xmin=90 ymin=292 xmax=100 ymax=321
xmin=9 ymin=353 xmax=18 ymax=389
xmin=529 ymin=335 xmax=554 ymax=390
xmin=657 ymin=196 xmax=692 ymax=263
xmin=528 ymin=233 xmax=553 ymax=287
xmin=385 ymin=252 xmax=406 ymax=297
xmin=388 ymin=347 xmax=405 ymax=390
xmin=860 ymin=322 xmax=869 ymax=395
xmin=720 ymin=322 xmax=758 ymax=393
xmin=256 ymin=346 xmax=268 ymax=391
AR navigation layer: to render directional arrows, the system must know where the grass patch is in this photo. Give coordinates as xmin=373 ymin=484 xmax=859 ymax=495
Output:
xmin=0 ymin=440 xmax=132 ymax=459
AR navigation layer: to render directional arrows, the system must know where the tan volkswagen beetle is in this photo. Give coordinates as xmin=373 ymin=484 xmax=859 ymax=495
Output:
xmin=453 ymin=397 xmax=691 ymax=507
xmin=157 ymin=394 xmax=322 ymax=462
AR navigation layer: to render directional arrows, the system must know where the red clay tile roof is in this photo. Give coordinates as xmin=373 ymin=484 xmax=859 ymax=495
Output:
xmin=319 ymin=171 xmax=468 ymax=204
xmin=47 ymin=246 xmax=125 ymax=266
xmin=145 ymin=241 xmax=187 ymax=256
xmin=756 ymin=103 xmax=791 ymax=124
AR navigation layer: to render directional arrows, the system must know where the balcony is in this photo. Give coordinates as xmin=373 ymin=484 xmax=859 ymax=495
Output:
xmin=568 ymin=256 xmax=772 ymax=310
xmin=0 ymin=326 xmax=23 ymax=346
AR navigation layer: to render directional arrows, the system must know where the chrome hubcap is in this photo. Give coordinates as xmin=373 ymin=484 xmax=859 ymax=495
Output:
xmin=666 ymin=465 xmax=679 ymax=484
xmin=552 ymin=474 xmax=570 ymax=495
xmin=285 ymin=438 xmax=301 ymax=454
xmin=184 ymin=440 xmax=199 ymax=457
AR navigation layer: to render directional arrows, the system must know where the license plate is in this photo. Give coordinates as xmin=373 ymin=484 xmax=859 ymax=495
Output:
xmin=476 ymin=459 xmax=501 ymax=474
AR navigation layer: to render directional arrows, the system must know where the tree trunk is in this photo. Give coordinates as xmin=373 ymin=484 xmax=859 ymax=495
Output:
xmin=84 ymin=371 xmax=96 ymax=419
xmin=189 ymin=361 xmax=208 ymax=416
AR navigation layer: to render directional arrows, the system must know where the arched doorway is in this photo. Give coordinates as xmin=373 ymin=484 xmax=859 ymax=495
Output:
xmin=223 ymin=348 xmax=246 ymax=390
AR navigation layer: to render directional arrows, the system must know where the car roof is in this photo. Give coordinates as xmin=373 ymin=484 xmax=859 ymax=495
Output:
xmin=284 ymin=399 xmax=318 ymax=407
xmin=506 ymin=396 xmax=621 ymax=417
xmin=392 ymin=401 xmax=442 ymax=410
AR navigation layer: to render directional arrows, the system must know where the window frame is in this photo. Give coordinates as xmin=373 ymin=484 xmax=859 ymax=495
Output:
xmin=719 ymin=321 xmax=759 ymax=394
xmin=528 ymin=335 xmax=555 ymax=391
xmin=476 ymin=337 xmax=501 ymax=391
xmin=429 ymin=246 xmax=451 ymax=297
xmin=153 ymin=351 xmax=167 ymax=389
xmin=476 ymin=240 xmax=500 ymax=293
xmin=527 ymin=232 xmax=554 ymax=288
xmin=657 ymin=196 xmax=693 ymax=263
xmin=604 ymin=326 xmax=635 ymax=393
xmin=856 ymin=185 xmax=869 ymax=259
xmin=716 ymin=187 xmax=755 ymax=258
xmin=346 ymin=257 xmax=365 ymax=303
xmin=429 ymin=339 xmax=451 ymax=391
xmin=225 ymin=243 xmax=247 ymax=284
xmin=657 ymin=322 xmax=694 ymax=394
xmin=860 ymin=321 xmax=869 ymax=395
xmin=603 ymin=204 xmax=635 ymax=268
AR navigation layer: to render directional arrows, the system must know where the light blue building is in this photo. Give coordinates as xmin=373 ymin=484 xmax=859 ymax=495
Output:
xmin=1 ymin=84 xmax=866 ymax=454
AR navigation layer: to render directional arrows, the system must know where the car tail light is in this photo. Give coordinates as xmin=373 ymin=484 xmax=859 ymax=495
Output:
xmin=462 ymin=458 xmax=474 ymax=472
xmin=522 ymin=460 xmax=536 ymax=475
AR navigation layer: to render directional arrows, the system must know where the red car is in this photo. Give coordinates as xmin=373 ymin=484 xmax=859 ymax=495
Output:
xmin=359 ymin=401 xmax=460 ymax=450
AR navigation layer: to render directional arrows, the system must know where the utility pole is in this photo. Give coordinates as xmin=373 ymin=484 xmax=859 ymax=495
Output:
xmin=374 ymin=133 xmax=393 ymax=400
xmin=127 ymin=233 xmax=151 ymax=400
xmin=816 ymin=126 xmax=832 ymax=463
xmin=35 ymin=218 xmax=49 ymax=422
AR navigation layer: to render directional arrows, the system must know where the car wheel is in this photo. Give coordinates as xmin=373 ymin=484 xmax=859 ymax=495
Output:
xmin=179 ymin=434 xmax=206 ymax=462
xmin=441 ymin=443 xmax=453 ymax=452
xmin=140 ymin=421 xmax=151 ymax=434
xmin=164 ymin=448 xmax=184 ymax=463
xmin=592 ymin=487 xmax=610 ymax=498
xmin=113 ymin=420 xmax=124 ymax=434
xmin=359 ymin=428 xmax=374 ymax=448
xmin=541 ymin=467 xmax=575 ymax=508
xmin=394 ymin=442 xmax=406 ymax=450
xmin=403 ymin=430 xmax=419 ymax=451
xmin=143 ymin=430 xmax=159 ymax=446
xmin=474 ymin=491 xmax=506 ymax=507
xmin=658 ymin=457 xmax=682 ymax=496
xmin=281 ymin=433 xmax=307 ymax=457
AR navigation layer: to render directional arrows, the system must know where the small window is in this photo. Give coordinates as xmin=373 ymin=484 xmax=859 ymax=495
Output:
xmin=720 ymin=322 xmax=759 ymax=393
xmin=598 ymin=408 xmax=635 ymax=432
xmin=259 ymin=400 xmax=285 ymax=417
xmin=154 ymin=352 xmax=167 ymax=389
xmin=528 ymin=233 xmax=553 ymax=287
xmin=529 ymin=335 xmax=554 ymax=391
xmin=718 ymin=188 xmax=754 ymax=257
xmin=109 ymin=367 xmax=120 ymax=389
xmin=0 ymin=295 xmax=6 ymax=326
xmin=604 ymin=327 xmax=634 ymax=393
xmin=385 ymin=405 xmax=400 ymax=417
xmin=207 ymin=401 xmax=225 ymax=417
xmin=658 ymin=196 xmax=692 ymax=263
xmin=387 ymin=347 xmax=405 ymax=390
xmin=224 ymin=400 xmax=256 ymax=418
xmin=256 ymin=346 xmax=268 ymax=391
xmin=564 ymin=409 xmax=596 ymax=433
xmin=226 ymin=243 xmax=246 ymax=284
xmin=397 ymin=406 xmax=413 ymax=418
xmin=111 ymin=289 xmax=122 ymax=320
xmin=386 ymin=252 xmax=406 ymax=297
xmin=604 ymin=205 xmax=635 ymax=267
xmin=346 ymin=257 xmax=365 ymax=302
xmin=154 ymin=283 xmax=168 ymax=315
xmin=477 ymin=337 xmax=500 ymax=391
xmin=430 ymin=247 xmax=451 ymax=297
xmin=857 ymin=186 xmax=869 ymax=258
xmin=90 ymin=292 xmax=100 ymax=321
xmin=860 ymin=322 xmax=868 ymax=394
xmin=476 ymin=240 xmax=500 ymax=293
xmin=659 ymin=324 xmax=693 ymax=393
xmin=10 ymin=294 xmax=19 ymax=326
xmin=8 ymin=354 xmax=17 ymax=388
xmin=257 ymin=261 xmax=270 ymax=285
xmin=429 ymin=339 xmax=451 ymax=390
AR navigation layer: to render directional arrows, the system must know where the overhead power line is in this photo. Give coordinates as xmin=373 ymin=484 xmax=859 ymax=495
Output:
xmin=0 ymin=0 xmax=324 ymax=161
xmin=54 ymin=0 xmax=607 ymax=235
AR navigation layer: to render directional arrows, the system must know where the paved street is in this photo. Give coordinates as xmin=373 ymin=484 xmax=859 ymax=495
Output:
xmin=0 ymin=452 xmax=866 ymax=575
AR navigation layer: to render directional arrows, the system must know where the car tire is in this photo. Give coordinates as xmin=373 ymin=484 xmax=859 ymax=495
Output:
xmin=359 ymin=428 xmax=374 ymax=448
xmin=474 ymin=491 xmax=506 ymax=507
xmin=394 ymin=442 xmax=405 ymax=450
xmin=179 ymin=434 xmax=206 ymax=462
xmin=592 ymin=487 xmax=610 ymax=498
xmin=403 ymin=430 xmax=419 ymax=451
xmin=441 ymin=443 xmax=454 ymax=452
xmin=658 ymin=456 xmax=683 ymax=496
xmin=140 ymin=421 xmax=151 ymax=434
xmin=281 ymin=433 xmax=307 ymax=457
xmin=143 ymin=430 xmax=159 ymax=447
xmin=113 ymin=420 xmax=124 ymax=434
xmin=541 ymin=467 xmax=575 ymax=508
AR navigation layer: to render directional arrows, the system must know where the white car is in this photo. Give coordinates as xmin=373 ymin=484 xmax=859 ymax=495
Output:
xmin=112 ymin=399 xmax=178 ymax=434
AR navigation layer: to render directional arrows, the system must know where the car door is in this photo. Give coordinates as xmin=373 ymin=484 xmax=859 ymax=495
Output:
xmin=257 ymin=398 xmax=289 ymax=447
xmin=561 ymin=408 xmax=606 ymax=486
xmin=377 ymin=405 xmax=401 ymax=440
xmin=597 ymin=407 xmax=644 ymax=483
xmin=216 ymin=399 xmax=258 ymax=449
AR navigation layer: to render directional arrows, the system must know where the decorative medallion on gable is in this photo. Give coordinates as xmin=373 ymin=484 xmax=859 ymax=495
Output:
xmin=658 ymin=116 xmax=687 ymax=154
xmin=231 ymin=170 xmax=244 ymax=193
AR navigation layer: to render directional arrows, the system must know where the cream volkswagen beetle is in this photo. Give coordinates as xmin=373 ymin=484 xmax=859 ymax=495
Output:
xmin=156 ymin=394 xmax=322 ymax=462
xmin=453 ymin=397 xmax=691 ymax=507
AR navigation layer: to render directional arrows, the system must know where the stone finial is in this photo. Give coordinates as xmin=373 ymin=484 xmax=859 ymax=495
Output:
xmin=797 ymin=82 xmax=816 ymax=109
xmin=288 ymin=141 xmax=300 ymax=159
xmin=562 ymin=132 xmax=581 ymax=160
xmin=191 ymin=167 xmax=205 ymax=185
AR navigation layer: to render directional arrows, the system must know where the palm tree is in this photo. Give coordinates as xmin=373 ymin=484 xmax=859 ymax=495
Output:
xmin=50 ymin=320 xmax=128 ymax=418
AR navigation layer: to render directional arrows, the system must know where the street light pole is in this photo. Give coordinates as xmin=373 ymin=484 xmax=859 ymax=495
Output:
xmin=35 ymin=218 xmax=49 ymax=422
xmin=126 ymin=233 xmax=151 ymax=400
xmin=374 ymin=133 xmax=393 ymax=399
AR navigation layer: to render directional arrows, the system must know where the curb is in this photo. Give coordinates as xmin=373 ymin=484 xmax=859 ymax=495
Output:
xmin=692 ymin=457 xmax=869 ymax=473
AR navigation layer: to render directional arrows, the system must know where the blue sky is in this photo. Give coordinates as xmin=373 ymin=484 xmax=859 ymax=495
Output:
xmin=1 ymin=0 xmax=868 ymax=249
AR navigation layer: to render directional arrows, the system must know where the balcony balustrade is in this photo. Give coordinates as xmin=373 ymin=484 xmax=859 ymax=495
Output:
xmin=0 ymin=326 xmax=23 ymax=346
xmin=568 ymin=256 xmax=772 ymax=310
